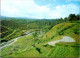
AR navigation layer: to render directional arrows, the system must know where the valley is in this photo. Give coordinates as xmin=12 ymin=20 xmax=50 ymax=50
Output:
xmin=0 ymin=14 xmax=80 ymax=57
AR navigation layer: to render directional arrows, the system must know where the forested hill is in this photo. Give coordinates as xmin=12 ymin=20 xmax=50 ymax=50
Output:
xmin=1 ymin=14 xmax=80 ymax=57
xmin=1 ymin=17 xmax=55 ymax=42
xmin=0 ymin=14 xmax=80 ymax=42
xmin=1 ymin=17 xmax=54 ymax=30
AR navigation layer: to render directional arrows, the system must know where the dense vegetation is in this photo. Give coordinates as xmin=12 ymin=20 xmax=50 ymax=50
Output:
xmin=1 ymin=18 xmax=53 ymax=42
xmin=0 ymin=14 xmax=80 ymax=57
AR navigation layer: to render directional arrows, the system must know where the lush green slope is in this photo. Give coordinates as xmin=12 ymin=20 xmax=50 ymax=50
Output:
xmin=1 ymin=18 xmax=55 ymax=42
xmin=40 ymin=21 xmax=80 ymax=57
xmin=1 ymin=26 xmax=13 ymax=39
xmin=40 ymin=22 xmax=79 ymax=43
xmin=1 ymin=21 xmax=79 ymax=57
xmin=1 ymin=18 xmax=53 ymax=42
xmin=1 ymin=25 xmax=26 ymax=42
xmin=1 ymin=18 xmax=54 ymax=30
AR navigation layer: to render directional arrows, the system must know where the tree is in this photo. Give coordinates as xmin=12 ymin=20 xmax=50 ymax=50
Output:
xmin=33 ymin=32 xmax=39 ymax=41
xmin=68 ymin=14 xmax=76 ymax=21
xmin=33 ymin=32 xmax=38 ymax=38
xmin=64 ymin=17 xmax=68 ymax=22
xmin=76 ymin=14 xmax=80 ymax=20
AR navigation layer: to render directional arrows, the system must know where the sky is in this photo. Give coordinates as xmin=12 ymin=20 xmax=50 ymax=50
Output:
xmin=1 ymin=0 xmax=80 ymax=19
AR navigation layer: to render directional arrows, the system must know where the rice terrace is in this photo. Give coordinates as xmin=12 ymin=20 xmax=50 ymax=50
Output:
xmin=0 ymin=0 xmax=80 ymax=57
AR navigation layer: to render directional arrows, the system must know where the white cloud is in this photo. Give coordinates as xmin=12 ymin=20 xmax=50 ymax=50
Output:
xmin=56 ymin=6 xmax=60 ymax=9
xmin=50 ymin=4 xmax=79 ymax=18
xmin=1 ymin=0 xmax=79 ymax=19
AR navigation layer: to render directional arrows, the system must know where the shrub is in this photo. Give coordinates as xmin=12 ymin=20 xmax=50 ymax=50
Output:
xmin=73 ymin=29 xmax=79 ymax=34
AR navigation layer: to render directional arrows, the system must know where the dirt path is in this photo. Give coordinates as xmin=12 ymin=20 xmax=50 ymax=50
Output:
xmin=0 ymin=31 xmax=35 ymax=49
xmin=48 ymin=36 xmax=75 ymax=46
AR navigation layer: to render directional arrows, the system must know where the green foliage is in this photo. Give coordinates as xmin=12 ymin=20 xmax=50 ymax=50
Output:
xmin=1 ymin=14 xmax=80 ymax=57
xmin=1 ymin=26 xmax=13 ymax=38
xmin=50 ymin=46 xmax=79 ymax=57
xmin=1 ymin=29 xmax=25 ymax=42
xmin=40 ymin=22 xmax=79 ymax=43
xmin=33 ymin=32 xmax=38 ymax=38
xmin=1 ymin=18 xmax=54 ymax=30
xmin=68 ymin=14 xmax=80 ymax=21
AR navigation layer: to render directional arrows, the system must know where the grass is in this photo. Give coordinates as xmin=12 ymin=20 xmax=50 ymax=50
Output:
xmin=4 ymin=47 xmax=40 ymax=57
xmin=1 ymin=34 xmax=40 ymax=57
xmin=50 ymin=46 xmax=79 ymax=57
xmin=40 ymin=22 xmax=79 ymax=43
xmin=1 ymin=29 xmax=26 ymax=42
xmin=1 ymin=22 xmax=80 ymax=57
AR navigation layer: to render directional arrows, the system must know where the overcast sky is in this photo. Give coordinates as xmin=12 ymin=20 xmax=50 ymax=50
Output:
xmin=1 ymin=0 xmax=79 ymax=19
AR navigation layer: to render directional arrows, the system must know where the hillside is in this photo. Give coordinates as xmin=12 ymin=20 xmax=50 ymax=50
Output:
xmin=1 ymin=0 xmax=79 ymax=57
xmin=1 ymin=26 xmax=12 ymax=39
xmin=40 ymin=21 xmax=80 ymax=57
xmin=1 ymin=18 xmax=55 ymax=42
xmin=1 ymin=21 xmax=80 ymax=57
xmin=40 ymin=22 xmax=79 ymax=43
xmin=1 ymin=25 xmax=27 ymax=42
